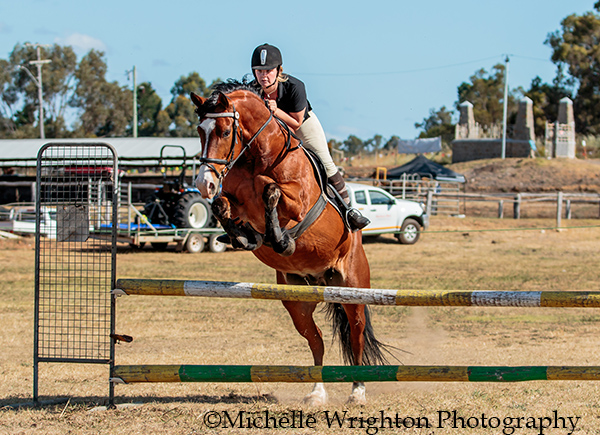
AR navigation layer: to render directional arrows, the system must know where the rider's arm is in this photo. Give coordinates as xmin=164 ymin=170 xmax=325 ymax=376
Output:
xmin=266 ymin=100 xmax=305 ymax=131
xmin=276 ymin=108 xmax=305 ymax=132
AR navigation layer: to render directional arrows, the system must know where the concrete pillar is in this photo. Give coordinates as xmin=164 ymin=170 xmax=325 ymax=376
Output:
xmin=555 ymin=97 xmax=576 ymax=158
xmin=514 ymin=97 xmax=535 ymax=141
xmin=558 ymin=97 xmax=575 ymax=124
xmin=457 ymin=101 xmax=477 ymax=139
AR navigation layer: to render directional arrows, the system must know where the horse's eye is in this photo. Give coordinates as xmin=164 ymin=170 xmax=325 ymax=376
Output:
xmin=223 ymin=129 xmax=231 ymax=138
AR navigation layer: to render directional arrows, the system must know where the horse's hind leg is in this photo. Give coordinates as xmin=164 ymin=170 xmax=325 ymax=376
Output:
xmin=342 ymin=239 xmax=373 ymax=405
xmin=342 ymin=304 xmax=368 ymax=405
xmin=279 ymin=272 xmax=327 ymax=405
xmin=263 ymin=184 xmax=295 ymax=256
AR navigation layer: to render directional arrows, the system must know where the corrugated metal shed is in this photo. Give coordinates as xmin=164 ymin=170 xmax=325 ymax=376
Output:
xmin=0 ymin=137 xmax=202 ymax=167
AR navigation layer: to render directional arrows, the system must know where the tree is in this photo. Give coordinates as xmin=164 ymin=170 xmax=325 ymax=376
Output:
xmin=341 ymin=135 xmax=364 ymax=155
xmin=3 ymin=43 xmax=77 ymax=138
xmin=456 ymin=64 xmax=518 ymax=129
xmin=383 ymin=135 xmax=400 ymax=151
xmin=71 ymin=49 xmax=131 ymax=137
xmin=546 ymin=7 xmax=600 ymax=133
xmin=364 ymin=134 xmax=383 ymax=153
xmin=165 ymin=72 xmax=220 ymax=137
xmin=524 ymin=76 xmax=572 ymax=137
xmin=0 ymin=58 xmax=19 ymax=137
xmin=415 ymin=106 xmax=455 ymax=147
xmin=136 ymin=81 xmax=167 ymax=136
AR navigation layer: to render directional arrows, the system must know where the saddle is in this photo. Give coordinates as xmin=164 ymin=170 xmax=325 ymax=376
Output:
xmin=300 ymin=147 xmax=350 ymax=233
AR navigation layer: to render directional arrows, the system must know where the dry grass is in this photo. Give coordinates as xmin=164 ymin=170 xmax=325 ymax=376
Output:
xmin=2 ymin=217 xmax=600 ymax=434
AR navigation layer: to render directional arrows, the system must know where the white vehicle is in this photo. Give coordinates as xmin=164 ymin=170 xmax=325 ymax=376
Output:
xmin=0 ymin=206 xmax=57 ymax=239
xmin=346 ymin=182 xmax=428 ymax=244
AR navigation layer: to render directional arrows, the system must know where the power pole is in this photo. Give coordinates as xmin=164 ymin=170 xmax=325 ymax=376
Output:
xmin=501 ymin=55 xmax=510 ymax=160
xmin=20 ymin=43 xmax=51 ymax=139
xmin=127 ymin=66 xmax=138 ymax=137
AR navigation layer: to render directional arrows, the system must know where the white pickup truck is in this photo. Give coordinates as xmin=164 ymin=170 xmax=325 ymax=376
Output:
xmin=0 ymin=206 xmax=57 ymax=239
xmin=347 ymin=182 xmax=428 ymax=244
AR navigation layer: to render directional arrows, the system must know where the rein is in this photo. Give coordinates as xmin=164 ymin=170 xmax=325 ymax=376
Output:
xmin=199 ymin=104 xmax=273 ymax=180
xmin=198 ymin=95 xmax=328 ymax=241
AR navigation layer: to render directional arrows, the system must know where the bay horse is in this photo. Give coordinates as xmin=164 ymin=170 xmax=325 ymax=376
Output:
xmin=191 ymin=80 xmax=387 ymax=405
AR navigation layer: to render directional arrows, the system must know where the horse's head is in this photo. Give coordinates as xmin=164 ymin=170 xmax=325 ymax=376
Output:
xmin=192 ymin=81 xmax=275 ymax=199
xmin=191 ymin=90 xmax=242 ymax=199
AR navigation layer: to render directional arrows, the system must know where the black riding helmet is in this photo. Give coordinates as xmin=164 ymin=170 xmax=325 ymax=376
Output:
xmin=251 ymin=43 xmax=282 ymax=70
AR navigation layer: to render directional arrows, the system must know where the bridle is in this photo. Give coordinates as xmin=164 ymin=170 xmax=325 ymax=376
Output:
xmin=198 ymin=101 xmax=273 ymax=181
xmin=197 ymin=92 xmax=328 ymax=241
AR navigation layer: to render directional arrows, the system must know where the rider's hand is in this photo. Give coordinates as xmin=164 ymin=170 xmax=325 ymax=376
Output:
xmin=266 ymin=99 xmax=277 ymax=113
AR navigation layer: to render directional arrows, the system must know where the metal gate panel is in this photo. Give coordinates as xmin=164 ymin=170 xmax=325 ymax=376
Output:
xmin=34 ymin=143 xmax=118 ymax=403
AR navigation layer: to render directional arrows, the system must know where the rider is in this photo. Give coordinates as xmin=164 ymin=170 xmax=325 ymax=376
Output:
xmin=250 ymin=43 xmax=369 ymax=231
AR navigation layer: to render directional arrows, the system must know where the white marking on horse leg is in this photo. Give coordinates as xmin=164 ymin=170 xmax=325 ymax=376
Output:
xmin=347 ymin=381 xmax=366 ymax=405
xmin=303 ymin=382 xmax=328 ymax=406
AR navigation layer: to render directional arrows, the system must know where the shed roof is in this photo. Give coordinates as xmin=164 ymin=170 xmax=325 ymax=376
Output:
xmin=0 ymin=138 xmax=201 ymax=166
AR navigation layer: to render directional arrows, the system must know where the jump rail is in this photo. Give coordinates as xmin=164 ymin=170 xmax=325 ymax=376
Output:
xmin=111 ymin=364 xmax=600 ymax=384
xmin=114 ymin=279 xmax=600 ymax=308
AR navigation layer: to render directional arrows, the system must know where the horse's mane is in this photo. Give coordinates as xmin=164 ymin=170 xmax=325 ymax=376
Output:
xmin=195 ymin=78 xmax=261 ymax=117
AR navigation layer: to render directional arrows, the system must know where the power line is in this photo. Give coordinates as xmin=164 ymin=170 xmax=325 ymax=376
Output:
xmin=296 ymin=54 xmax=554 ymax=77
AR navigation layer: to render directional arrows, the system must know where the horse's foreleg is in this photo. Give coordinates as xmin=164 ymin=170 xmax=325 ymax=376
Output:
xmin=279 ymin=272 xmax=326 ymax=405
xmin=211 ymin=197 xmax=262 ymax=250
xmin=282 ymin=300 xmax=328 ymax=406
xmin=263 ymin=184 xmax=295 ymax=256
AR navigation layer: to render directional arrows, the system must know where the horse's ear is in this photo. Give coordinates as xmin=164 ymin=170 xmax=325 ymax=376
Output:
xmin=215 ymin=92 xmax=230 ymax=112
xmin=190 ymin=92 xmax=205 ymax=108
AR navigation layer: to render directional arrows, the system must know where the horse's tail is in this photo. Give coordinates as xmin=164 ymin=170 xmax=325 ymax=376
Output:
xmin=324 ymin=303 xmax=390 ymax=365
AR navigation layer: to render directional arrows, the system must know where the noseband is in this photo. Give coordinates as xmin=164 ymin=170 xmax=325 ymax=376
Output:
xmin=199 ymin=103 xmax=273 ymax=181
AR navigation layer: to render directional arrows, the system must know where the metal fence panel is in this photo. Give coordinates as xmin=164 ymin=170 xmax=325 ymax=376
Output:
xmin=34 ymin=143 xmax=117 ymax=403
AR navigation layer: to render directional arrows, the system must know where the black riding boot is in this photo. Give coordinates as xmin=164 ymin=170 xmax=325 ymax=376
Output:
xmin=328 ymin=171 xmax=370 ymax=231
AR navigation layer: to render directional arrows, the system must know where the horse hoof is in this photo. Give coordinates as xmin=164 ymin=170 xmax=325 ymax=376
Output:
xmin=303 ymin=384 xmax=328 ymax=406
xmin=346 ymin=383 xmax=366 ymax=405
xmin=303 ymin=392 xmax=328 ymax=407
xmin=277 ymin=238 xmax=296 ymax=257
xmin=217 ymin=234 xmax=231 ymax=244
xmin=346 ymin=394 xmax=367 ymax=406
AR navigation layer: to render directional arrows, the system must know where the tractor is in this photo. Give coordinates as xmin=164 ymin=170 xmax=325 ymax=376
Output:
xmin=143 ymin=145 xmax=214 ymax=230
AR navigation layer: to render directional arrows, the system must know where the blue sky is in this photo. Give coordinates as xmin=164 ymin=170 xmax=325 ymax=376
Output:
xmin=0 ymin=1 xmax=594 ymax=141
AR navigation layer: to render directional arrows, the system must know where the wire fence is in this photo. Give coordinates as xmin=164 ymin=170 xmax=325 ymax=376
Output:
xmin=34 ymin=143 xmax=118 ymax=403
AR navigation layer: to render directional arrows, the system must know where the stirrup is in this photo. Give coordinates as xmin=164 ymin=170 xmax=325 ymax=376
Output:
xmin=347 ymin=208 xmax=370 ymax=232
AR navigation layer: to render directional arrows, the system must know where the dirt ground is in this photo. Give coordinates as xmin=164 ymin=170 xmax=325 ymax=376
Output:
xmin=2 ymin=216 xmax=600 ymax=434
xmin=345 ymin=157 xmax=600 ymax=193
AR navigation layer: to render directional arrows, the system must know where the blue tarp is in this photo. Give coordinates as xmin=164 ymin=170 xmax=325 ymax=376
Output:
xmin=397 ymin=137 xmax=442 ymax=154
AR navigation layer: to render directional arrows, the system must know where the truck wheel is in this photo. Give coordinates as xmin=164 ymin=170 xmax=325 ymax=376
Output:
xmin=185 ymin=233 xmax=205 ymax=253
xmin=396 ymin=218 xmax=421 ymax=245
xmin=172 ymin=192 xmax=213 ymax=229
xmin=208 ymin=234 xmax=227 ymax=253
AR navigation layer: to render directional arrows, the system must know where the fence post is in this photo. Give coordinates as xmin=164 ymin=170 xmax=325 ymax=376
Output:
xmin=498 ymin=200 xmax=504 ymax=219
xmin=566 ymin=199 xmax=571 ymax=220
xmin=556 ymin=191 xmax=563 ymax=228
xmin=513 ymin=194 xmax=521 ymax=219
xmin=426 ymin=189 xmax=434 ymax=216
